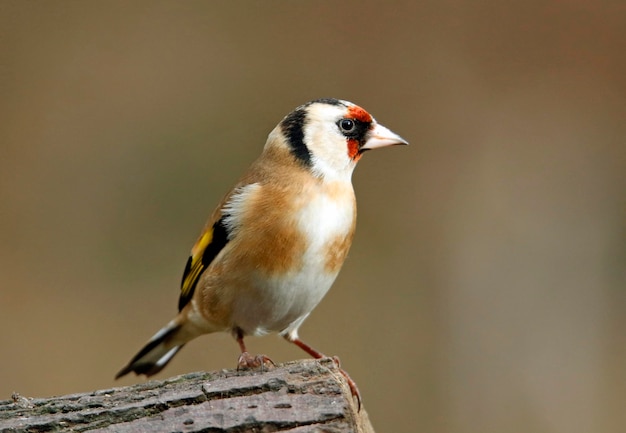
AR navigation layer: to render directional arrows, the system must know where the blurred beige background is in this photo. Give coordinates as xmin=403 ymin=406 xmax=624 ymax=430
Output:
xmin=1 ymin=2 xmax=624 ymax=432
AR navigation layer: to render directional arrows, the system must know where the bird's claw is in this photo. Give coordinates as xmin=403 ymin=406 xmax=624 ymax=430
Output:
xmin=237 ymin=352 xmax=276 ymax=371
xmin=330 ymin=356 xmax=361 ymax=411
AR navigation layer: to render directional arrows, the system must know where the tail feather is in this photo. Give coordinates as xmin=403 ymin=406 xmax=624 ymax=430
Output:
xmin=115 ymin=321 xmax=186 ymax=379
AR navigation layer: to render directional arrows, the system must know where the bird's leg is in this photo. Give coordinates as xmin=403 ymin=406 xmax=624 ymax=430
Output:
xmin=235 ymin=328 xmax=275 ymax=370
xmin=286 ymin=336 xmax=361 ymax=410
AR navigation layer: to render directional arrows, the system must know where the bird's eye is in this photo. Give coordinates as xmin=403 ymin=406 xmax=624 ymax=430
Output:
xmin=338 ymin=119 xmax=355 ymax=134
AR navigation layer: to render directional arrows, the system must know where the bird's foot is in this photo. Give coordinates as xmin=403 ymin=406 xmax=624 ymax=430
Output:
xmin=330 ymin=356 xmax=362 ymax=411
xmin=237 ymin=352 xmax=276 ymax=371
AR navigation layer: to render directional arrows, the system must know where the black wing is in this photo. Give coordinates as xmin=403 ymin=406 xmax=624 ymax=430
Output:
xmin=178 ymin=217 xmax=229 ymax=311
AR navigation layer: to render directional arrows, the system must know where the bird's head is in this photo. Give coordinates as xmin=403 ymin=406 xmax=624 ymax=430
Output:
xmin=269 ymin=98 xmax=408 ymax=181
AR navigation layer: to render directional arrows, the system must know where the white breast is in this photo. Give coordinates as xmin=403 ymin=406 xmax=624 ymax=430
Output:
xmin=234 ymin=181 xmax=356 ymax=338
xmin=297 ymin=187 xmax=355 ymax=270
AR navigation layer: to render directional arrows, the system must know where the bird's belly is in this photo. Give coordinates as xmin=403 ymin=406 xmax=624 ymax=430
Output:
xmin=244 ymin=266 xmax=339 ymax=335
xmin=231 ymin=186 xmax=355 ymax=336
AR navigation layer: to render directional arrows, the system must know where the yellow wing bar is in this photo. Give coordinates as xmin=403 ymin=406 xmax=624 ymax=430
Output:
xmin=178 ymin=219 xmax=229 ymax=311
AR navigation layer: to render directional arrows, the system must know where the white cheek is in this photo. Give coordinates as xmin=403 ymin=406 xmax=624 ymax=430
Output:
xmin=307 ymin=132 xmax=356 ymax=181
xmin=302 ymin=107 xmax=357 ymax=181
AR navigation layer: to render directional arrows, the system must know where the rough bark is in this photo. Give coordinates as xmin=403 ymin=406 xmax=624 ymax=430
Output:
xmin=0 ymin=358 xmax=374 ymax=433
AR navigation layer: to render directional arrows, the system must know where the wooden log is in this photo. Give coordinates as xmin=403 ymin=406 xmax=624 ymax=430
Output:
xmin=0 ymin=358 xmax=374 ymax=432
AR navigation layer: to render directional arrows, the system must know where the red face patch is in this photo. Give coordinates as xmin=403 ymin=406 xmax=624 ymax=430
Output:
xmin=347 ymin=105 xmax=373 ymax=124
xmin=347 ymin=138 xmax=362 ymax=161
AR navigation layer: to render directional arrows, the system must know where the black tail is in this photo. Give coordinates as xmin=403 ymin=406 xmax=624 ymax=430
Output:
xmin=115 ymin=321 xmax=186 ymax=379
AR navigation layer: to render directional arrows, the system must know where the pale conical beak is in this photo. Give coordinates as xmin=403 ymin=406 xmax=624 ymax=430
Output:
xmin=360 ymin=123 xmax=409 ymax=151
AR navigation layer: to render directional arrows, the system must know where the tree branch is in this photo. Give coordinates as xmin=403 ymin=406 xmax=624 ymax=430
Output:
xmin=1 ymin=358 xmax=374 ymax=432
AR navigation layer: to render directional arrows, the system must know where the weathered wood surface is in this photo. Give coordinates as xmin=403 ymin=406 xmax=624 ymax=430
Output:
xmin=0 ymin=358 xmax=374 ymax=432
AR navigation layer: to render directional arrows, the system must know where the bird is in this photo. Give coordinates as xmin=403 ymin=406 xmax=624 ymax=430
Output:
xmin=115 ymin=98 xmax=407 ymax=407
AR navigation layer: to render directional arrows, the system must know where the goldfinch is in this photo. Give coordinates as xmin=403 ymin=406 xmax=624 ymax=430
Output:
xmin=116 ymin=98 xmax=407 ymax=404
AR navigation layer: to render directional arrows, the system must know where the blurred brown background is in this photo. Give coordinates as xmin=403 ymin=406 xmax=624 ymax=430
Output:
xmin=1 ymin=2 xmax=624 ymax=432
